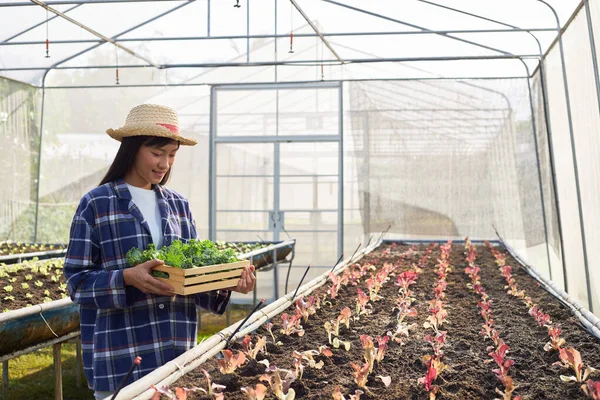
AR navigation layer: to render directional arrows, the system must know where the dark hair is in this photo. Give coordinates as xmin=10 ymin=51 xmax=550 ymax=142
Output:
xmin=99 ymin=136 xmax=180 ymax=186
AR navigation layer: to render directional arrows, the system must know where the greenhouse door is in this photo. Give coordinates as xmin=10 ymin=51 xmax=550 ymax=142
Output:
xmin=209 ymin=82 xmax=343 ymax=299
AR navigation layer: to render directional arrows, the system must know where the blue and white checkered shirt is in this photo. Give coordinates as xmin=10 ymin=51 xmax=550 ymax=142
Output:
xmin=63 ymin=178 xmax=230 ymax=391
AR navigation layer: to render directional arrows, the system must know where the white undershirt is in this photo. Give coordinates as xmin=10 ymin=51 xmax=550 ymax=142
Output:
xmin=126 ymin=184 xmax=164 ymax=248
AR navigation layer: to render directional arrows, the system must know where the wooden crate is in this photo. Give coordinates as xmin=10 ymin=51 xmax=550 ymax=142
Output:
xmin=152 ymin=260 xmax=249 ymax=295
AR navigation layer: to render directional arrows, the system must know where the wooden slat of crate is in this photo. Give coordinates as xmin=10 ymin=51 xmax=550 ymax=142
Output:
xmin=152 ymin=260 xmax=249 ymax=277
xmin=152 ymin=260 xmax=248 ymax=295
xmin=156 ymin=277 xmax=240 ymax=295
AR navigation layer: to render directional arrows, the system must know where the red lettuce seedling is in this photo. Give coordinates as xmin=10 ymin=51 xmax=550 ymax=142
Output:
xmin=241 ymin=335 xmax=267 ymax=360
xmin=424 ymin=300 xmax=448 ymax=332
xmin=292 ymin=351 xmax=305 ymax=380
xmin=328 ymin=273 xmax=342 ymax=299
xmin=360 ymin=334 xmax=376 ymax=373
xmin=199 ymin=369 xmax=227 ymax=399
xmin=324 ymin=321 xmax=336 ymax=344
xmin=418 ymin=356 xmax=443 ymax=399
xmin=582 ymin=380 xmax=600 ymax=399
xmin=217 ymin=350 xmax=247 ymax=374
xmin=280 ymin=313 xmax=305 ymax=337
xmin=333 ymin=387 xmax=364 ymax=400
xmin=494 ymin=376 xmax=522 ymax=400
xmin=544 ymin=325 xmax=566 ymax=352
xmin=554 ymin=347 xmax=597 ymax=383
xmin=318 ymin=345 xmax=333 ymax=357
xmin=529 ymin=306 xmax=552 ymax=327
xmin=489 ymin=343 xmax=515 ymax=383
xmin=241 ymin=383 xmax=268 ymax=400
xmin=338 ymin=307 xmax=352 ymax=330
xmin=355 ymin=288 xmax=371 ymax=319
xmin=260 ymin=366 xmax=296 ymax=400
xmin=375 ymin=335 xmax=390 ymax=363
xmin=265 ymin=322 xmax=279 ymax=345
xmin=396 ymin=271 xmax=419 ymax=293
xmin=350 ymin=362 xmax=371 ymax=389
xmin=387 ymin=322 xmax=417 ymax=344
xmin=425 ymin=331 xmax=447 ymax=358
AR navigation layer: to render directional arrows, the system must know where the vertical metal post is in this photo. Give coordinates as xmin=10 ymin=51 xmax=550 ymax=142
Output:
xmin=251 ymin=255 xmax=257 ymax=306
xmin=53 ymin=343 xmax=62 ymax=400
xmin=209 ymin=86 xmax=217 ymax=241
xmin=540 ymin=0 xmax=594 ymax=311
xmin=585 ymin=0 xmax=600 ymax=115
xmin=273 ymin=248 xmax=279 ymax=299
xmin=274 ymin=0 xmax=278 ymax=82
xmin=520 ymin=59 xmax=553 ymax=279
xmin=337 ymin=82 xmax=344 ymax=258
xmin=2 ymin=360 xmax=8 ymax=400
xmin=538 ymin=61 xmax=569 ymax=292
xmin=246 ymin=0 xmax=250 ymax=63
xmin=33 ymin=86 xmax=46 ymax=243
xmin=75 ymin=337 xmax=82 ymax=388
xmin=207 ymin=0 xmax=211 ymax=37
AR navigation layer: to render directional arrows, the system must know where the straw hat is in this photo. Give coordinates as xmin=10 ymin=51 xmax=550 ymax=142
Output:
xmin=106 ymin=104 xmax=197 ymax=146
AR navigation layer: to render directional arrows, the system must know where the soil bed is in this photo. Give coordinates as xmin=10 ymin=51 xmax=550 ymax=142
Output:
xmin=166 ymin=243 xmax=600 ymax=399
xmin=0 ymin=242 xmax=62 ymax=257
xmin=0 ymin=259 xmax=68 ymax=311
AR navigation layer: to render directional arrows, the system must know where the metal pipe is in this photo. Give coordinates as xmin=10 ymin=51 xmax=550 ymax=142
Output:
xmin=0 ymin=28 xmax=559 ymax=47
xmin=3 ymin=54 xmax=540 ymax=72
xmin=323 ymin=0 xmax=513 ymax=56
xmin=538 ymin=59 xmax=569 ymax=292
xmin=208 ymin=86 xmax=217 ymax=241
xmin=584 ymin=0 xmax=600 ymax=118
xmin=42 ymin=1 xmax=192 ymax=73
xmin=289 ymin=0 xmax=344 ymax=64
xmin=338 ymin=81 xmax=344 ymax=258
xmin=537 ymin=0 xmax=593 ymax=311
xmin=207 ymin=0 xmax=210 ymax=37
xmin=42 ymin=76 xmax=530 ymax=90
xmin=29 ymin=0 xmax=160 ymax=68
xmin=2 ymin=4 xmax=81 ymax=43
xmin=246 ymin=0 xmax=250 ymax=63
xmin=520 ymin=59 xmax=553 ymax=279
xmin=2 ymin=0 xmax=181 ymax=4
xmin=416 ymin=0 xmax=544 ymax=56
xmin=33 ymin=85 xmax=46 ymax=243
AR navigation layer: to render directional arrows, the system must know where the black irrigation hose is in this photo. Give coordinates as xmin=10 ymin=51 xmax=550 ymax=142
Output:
xmin=111 ymin=356 xmax=141 ymax=400
xmin=224 ymin=298 xmax=265 ymax=349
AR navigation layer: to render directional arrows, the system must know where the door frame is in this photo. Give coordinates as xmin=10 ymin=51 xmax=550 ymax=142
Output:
xmin=208 ymin=81 xmax=344 ymax=260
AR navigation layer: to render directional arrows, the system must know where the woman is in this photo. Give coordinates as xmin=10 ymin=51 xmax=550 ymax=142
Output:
xmin=63 ymin=104 xmax=256 ymax=399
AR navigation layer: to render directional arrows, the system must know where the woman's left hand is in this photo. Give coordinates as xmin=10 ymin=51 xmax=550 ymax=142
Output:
xmin=228 ymin=265 xmax=256 ymax=294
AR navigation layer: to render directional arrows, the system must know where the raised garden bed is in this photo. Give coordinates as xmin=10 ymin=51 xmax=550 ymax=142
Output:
xmin=0 ymin=258 xmax=68 ymax=312
xmin=0 ymin=241 xmax=64 ymax=257
xmin=156 ymin=242 xmax=600 ymax=400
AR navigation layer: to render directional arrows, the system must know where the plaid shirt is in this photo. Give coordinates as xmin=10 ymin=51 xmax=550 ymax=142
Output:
xmin=63 ymin=178 xmax=230 ymax=392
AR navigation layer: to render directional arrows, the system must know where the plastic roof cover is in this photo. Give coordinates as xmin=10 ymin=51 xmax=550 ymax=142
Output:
xmin=0 ymin=0 xmax=582 ymax=87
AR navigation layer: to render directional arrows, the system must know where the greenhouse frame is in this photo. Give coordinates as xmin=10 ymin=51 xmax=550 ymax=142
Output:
xmin=1 ymin=0 xmax=600 ymax=317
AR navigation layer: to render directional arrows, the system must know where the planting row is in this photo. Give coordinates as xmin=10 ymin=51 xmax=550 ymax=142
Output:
xmin=0 ymin=241 xmax=64 ymax=257
xmin=146 ymin=242 xmax=600 ymax=400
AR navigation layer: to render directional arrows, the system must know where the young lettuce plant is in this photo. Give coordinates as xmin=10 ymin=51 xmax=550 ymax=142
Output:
xmin=582 ymin=380 xmax=600 ymax=399
xmin=241 ymin=335 xmax=267 ymax=360
xmin=338 ymin=307 xmax=352 ymax=331
xmin=332 ymin=387 xmax=364 ymax=400
xmin=545 ymin=325 xmax=566 ymax=352
xmin=200 ymin=369 xmax=226 ymax=400
xmin=280 ymin=313 xmax=305 ymax=337
xmin=359 ymin=335 xmax=375 ymax=373
xmin=333 ymin=337 xmax=352 ymax=351
xmin=241 ymin=383 xmax=268 ymax=400
xmin=375 ymin=335 xmax=390 ymax=363
xmin=260 ymin=366 xmax=296 ymax=400
xmin=350 ymin=362 xmax=371 ymax=390
xmin=418 ymin=356 xmax=444 ymax=400
xmin=295 ymin=296 xmax=319 ymax=323
xmin=217 ymin=350 xmax=246 ymax=374
xmin=355 ymin=288 xmax=371 ymax=320
xmin=554 ymin=347 xmax=597 ymax=383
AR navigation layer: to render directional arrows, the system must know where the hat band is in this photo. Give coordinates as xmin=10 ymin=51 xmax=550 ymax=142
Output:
xmin=156 ymin=122 xmax=179 ymax=134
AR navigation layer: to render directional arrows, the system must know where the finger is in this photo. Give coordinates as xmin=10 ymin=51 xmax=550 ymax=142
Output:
xmin=148 ymin=277 xmax=174 ymax=293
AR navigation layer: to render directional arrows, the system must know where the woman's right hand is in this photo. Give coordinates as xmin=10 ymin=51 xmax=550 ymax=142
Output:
xmin=123 ymin=259 xmax=175 ymax=296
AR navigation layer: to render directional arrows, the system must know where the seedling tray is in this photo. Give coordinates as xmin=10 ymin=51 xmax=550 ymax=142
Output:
xmin=152 ymin=260 xmax=249 ymax=295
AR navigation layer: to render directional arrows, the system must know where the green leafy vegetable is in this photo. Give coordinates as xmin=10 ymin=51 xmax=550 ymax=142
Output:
xmin=125 ymin=240 xmax=242 ymax=278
